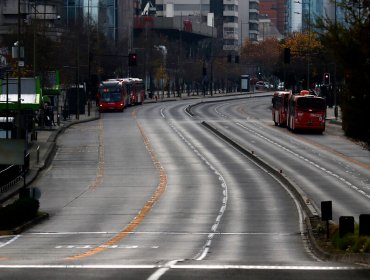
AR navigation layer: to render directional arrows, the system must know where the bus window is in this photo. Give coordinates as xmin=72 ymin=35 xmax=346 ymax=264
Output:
xmin=297 ymin=97 xmax=326 ymax=111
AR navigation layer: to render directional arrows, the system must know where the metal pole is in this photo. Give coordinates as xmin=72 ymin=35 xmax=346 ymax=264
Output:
xmin=87 ymin=0 xmax=91 ymax=116
xmin=6 ymin=71 xmax=9 ymax=139
xmin=17 ymin=0 xmax=22 ymax=140
xmin=307 ymin=0 xmax=311 ymax=90
xmin=33 ymin=0 xmax=37 ymax=76
xmin=334 ymin=0 xmax=338 ymax=119
xmin=76 ymin=53 xmax=80 ymax=120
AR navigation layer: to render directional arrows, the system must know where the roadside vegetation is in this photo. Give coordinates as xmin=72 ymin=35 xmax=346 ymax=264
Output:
xmin=313 ymin=222 xmax=370 ymax=256
xmin=0 ymin=197 xmax=40 ymax=230
xmin=315 ymin=1 xmax=370 ymax=146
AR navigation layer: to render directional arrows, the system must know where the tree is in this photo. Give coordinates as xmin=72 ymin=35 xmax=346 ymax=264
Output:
xmin=280 ymin=32 xmax=324 ymax=89
xmin=240 ymin=38 xmax=280 ymax=81
xmin=316 ymin=0 xmax=370 ymax=144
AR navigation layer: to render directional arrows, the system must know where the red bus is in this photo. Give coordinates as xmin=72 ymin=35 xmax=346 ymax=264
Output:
xmin=287 ymin=91 xmax=326 ymax=133
xmin=98 ymin=79 xmax=130 ymax=112
xmin=130 ymin=78 xmax=145 ymax=105
xmin=122 ymin=78 xmax=145 ymax=105
xmin=272 ymin=91 xmax=291 ymax=126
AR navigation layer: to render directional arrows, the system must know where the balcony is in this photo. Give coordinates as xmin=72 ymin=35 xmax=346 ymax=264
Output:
xmin=223 ymin=22 xmax=238 ymax=29
xmin=223 ymin=31 xmax=238 ymax=40
xmin=134 ymin=16 xmax=217 ymax=38
xmin=2 ymin=1 xmax=29 ymax=15
xmin=223 ymin=10 xmax=238 ymax=17
xmin=223 ymin=0 xmax=238 ymax=5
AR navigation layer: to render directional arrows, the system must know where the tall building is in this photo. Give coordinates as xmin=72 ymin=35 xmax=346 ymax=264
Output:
xmin=154 ymin=0 xmax=210 ymax=19
xmin=0 ymin=0 xmax=63 ymax=44
xmin=239 ymin=0 xmax=259 ymax=45
xmin=223 ymin=0 xmax=239 ymax=51
xmin=63 ymin=0 xmax=118 ymax=42
xmin=259 ymin=0 xmax=286 ymax=36
xmin=323 ymin=0 xmax=345 ymax=25
xmin=286 ymin=0 xmax=343 ymax=34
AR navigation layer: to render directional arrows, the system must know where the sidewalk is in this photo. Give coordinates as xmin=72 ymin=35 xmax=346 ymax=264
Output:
xmin=326 ymin=105 xmax=342 ymax=124
xmin=0 ymin=105 xmax=100 ymax=204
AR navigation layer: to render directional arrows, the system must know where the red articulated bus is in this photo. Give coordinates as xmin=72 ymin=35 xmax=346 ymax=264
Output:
xmin=272 ymin=91 xmax=291 ymax=126
xmin=98 ymin=79 xmax=130 ymax=112
xmin=124 ymin=78 xmax=145 ymax=105
xmin=130 ymin=78 xmax=145 ymax=105
xmin=287 ymin=90 xmax=326 ymax=133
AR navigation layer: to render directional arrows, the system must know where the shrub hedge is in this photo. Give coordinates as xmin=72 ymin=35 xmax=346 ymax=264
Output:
xmin=0 ymin=197 xmax=40 ymax=230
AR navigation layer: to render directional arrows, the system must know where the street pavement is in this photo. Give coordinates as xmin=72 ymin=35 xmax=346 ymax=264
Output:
xmin=0 ymin=104 xmax=100 ymax=204
xmin=0 ymin=90 xmax=342 ymax=205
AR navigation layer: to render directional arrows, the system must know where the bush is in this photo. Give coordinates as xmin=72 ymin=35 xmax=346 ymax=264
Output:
xmin=0 ymin=197 xmax=39 ymax=230
xmin=331 ymin=225 xmax=370 ymax=253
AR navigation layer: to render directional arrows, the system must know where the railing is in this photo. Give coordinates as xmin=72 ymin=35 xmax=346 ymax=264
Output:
xmin=0 ymin=153 xmax=30 ymax=194
xmin=0 ymin=165 xmax=22 ymax=194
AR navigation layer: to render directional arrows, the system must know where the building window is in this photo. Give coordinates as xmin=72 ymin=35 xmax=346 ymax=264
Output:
xmin=224 ymin=4 xmax=238 ymax=12
xmin=224 ymin=16 xmax=238 ymax=23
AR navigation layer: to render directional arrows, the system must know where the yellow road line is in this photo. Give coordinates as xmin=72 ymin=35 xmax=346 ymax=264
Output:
xmin=88 ymin=118 xmax=105 ymax=191
xmin=67 ymin=109 xmax=167 ymax=260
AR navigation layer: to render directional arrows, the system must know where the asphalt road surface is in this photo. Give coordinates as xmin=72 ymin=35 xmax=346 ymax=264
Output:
xmin=0 ymin=94 xmax=369 ymax=279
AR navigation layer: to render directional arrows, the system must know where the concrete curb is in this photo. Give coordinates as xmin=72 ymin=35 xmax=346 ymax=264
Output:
xmin=189 ymin=98 xmax=368 ymax=265
xmin=0 ymin=111 xmax=100 ymax=234
xmin=200 ymin=120 xmax=370 ymax=265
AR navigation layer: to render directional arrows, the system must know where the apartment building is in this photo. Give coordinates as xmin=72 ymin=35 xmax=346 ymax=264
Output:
xmin=0 ymin=0 xmax=62 ymax=44
xmin=259 ymin=0 xmax=286 ymax=36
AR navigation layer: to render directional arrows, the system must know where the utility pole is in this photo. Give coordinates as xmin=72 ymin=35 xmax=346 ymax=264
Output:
xmin=17 ymin=0 xmax=22 ymax=140
xmin=307 ymin=0 xmax=311 ymax=90
xmin=87 ymin=0 xmax=91 ymax=116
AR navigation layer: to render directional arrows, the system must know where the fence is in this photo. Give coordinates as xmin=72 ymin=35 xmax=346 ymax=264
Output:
xmin=0 ymin=153 xmax=30 ymax=195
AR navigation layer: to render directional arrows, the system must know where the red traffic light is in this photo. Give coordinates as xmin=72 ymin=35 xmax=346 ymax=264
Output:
xmin=323 ymin=72 xmax=330 ymax=85
xmin=128 ymin=52 xmax=137 ymax=66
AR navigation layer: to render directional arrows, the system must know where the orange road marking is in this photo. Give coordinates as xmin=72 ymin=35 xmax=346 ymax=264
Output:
xmin=66 ymin=109 xmax=167 ymax=260
xmin=88 ymin=118 xmax=105 ymax=191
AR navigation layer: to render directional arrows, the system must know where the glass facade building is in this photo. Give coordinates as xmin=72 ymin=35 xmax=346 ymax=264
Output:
xmin=63 ymin=0 xmax=117 ymax=41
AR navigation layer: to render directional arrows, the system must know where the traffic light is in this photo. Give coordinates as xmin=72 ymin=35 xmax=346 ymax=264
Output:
xmin=128 ymin=52 xmax=137 ymax=66
xmin=284 ymin=48 xmax=290 ymax=64
xmin=235 ymin=55 xmax=239 ymax=63
xmin=202 ymin=66 xmax=207 ymax=76
xmin=227 ymin=54 xmax=232 ymax=63
xmin=323 ymin=73 xmax=330 ymax=85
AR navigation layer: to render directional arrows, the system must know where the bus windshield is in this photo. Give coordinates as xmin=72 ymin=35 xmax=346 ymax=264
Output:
xmin=100 ymin=90 xmax=122 ymax=102
xmin=297 ymin=97 xmax=325 ymax=110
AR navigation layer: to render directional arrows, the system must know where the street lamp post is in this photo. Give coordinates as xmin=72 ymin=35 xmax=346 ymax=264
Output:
xmin=17 ymin=0 xmax=22 ymax=140
xmin=294 ymin=0 xmax=311 ymax=89
xmin=307 ymin=0 xmax=311 ymax=90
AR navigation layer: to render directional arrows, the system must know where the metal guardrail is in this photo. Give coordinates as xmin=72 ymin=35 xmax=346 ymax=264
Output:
xmin=0 ymin=153 xmax=30 ymax=194
xmin=0 ymin=164 xmax=22 ymax=194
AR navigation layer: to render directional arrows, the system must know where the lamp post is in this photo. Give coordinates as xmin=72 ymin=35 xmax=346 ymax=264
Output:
xmin=307 ymin=0 xmax=311 ymax=90
xmin=294 ymin=0 xmax=311 ymax=90
xmin=334 ymin=0 xmax=338 ymax=119
xmin=16 ymin=0 xmax=22 ymax=140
